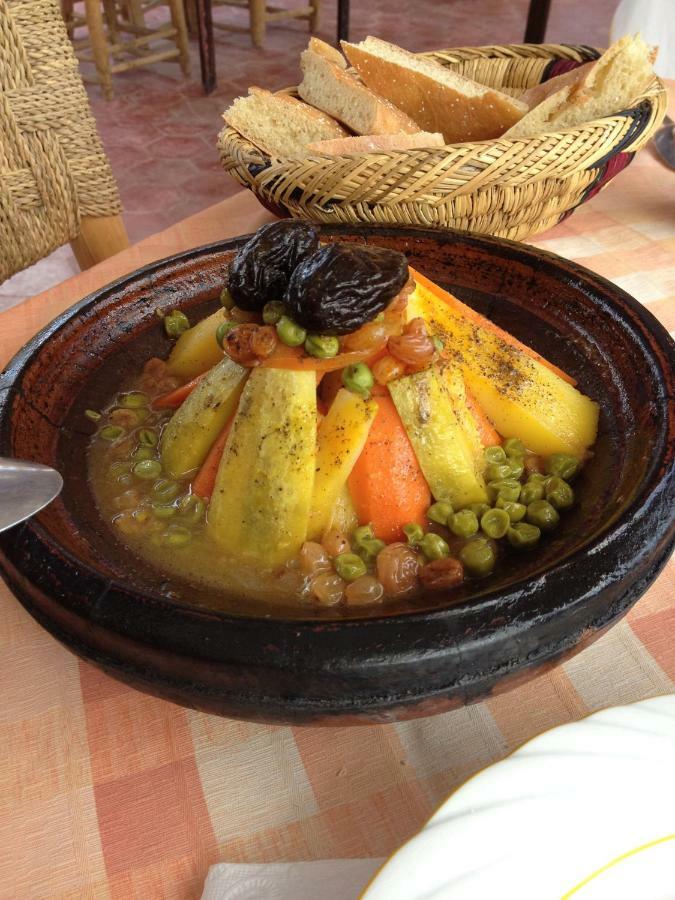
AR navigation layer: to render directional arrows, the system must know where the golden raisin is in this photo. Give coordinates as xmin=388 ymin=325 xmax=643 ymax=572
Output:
xmin=345 ymin=575 xmax=385 ymax=606
xmin=310 ymin=572 xmax=346 ymax=606
xmin=322 ymin=528 xmax=350 ymax=557
xmin=419 ymin=557 xmax=464 ymax=591
xmin=387 ymin=318 xmax=435 ymax=370
xmin=299 ymin=541 xmax=332 ymax=576
xmin=372 ymin=354 xmax=406 ymax=386
xmin=341 ymin=321 xmax=388 ymax=352
xmin=376 ymin=543 xmax=419 ymax=597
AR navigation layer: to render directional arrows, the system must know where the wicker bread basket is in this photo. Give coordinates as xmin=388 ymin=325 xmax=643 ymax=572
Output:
xmin=218 ymin=43 xmax=667 ymax=241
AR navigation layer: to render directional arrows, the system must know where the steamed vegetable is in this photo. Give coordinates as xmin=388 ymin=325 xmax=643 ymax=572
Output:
xmin=160 ymin=357 xmax=247 ymax=478
xmin=207 ymin=368 xmax=317 ymax=566
xmin=191 ymin=418 xmax=234 ymax=500
xmin=388 ymin=363 xmax=488 ymax=509
xmin=407 ymin=279 xmax=599 ymax=457
xmin=308 ymin=388 xmax=378 ymax=540
xmin=348 ymin=394 xmax=431 ymax=542
xmin=166 ymin=308 xmax=229 ymax=380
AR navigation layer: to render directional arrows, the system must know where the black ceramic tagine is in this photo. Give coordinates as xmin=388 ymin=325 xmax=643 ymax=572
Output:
xmin=0 ymin=226 xmax=673 ymax=724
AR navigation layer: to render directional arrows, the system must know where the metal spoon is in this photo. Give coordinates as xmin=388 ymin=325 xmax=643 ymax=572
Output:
xmin=0 ymin=458 xmax=63 ymax=533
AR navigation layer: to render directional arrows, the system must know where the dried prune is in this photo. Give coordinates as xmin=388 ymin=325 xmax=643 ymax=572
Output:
xmin=228 ymin=220 xmax=320 ymax=311
xmin=285 ymin=243 xmax=409 ymax=335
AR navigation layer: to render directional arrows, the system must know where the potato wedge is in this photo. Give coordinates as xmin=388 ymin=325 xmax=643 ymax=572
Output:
xmin=166 ymin=308 xmax=228 ymax=380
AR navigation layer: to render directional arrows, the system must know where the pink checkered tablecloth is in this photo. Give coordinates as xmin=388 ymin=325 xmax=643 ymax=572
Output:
xmin=1 ymin=125 xmax=673 ymax=896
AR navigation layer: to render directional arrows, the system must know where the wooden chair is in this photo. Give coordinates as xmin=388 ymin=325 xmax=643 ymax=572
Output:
xmin=0 ymin=0 xmax=129 ymax=283
xmin=209 ymin=0 xmax=319 ymax=48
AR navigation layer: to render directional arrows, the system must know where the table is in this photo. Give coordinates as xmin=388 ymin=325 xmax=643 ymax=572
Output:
xmin=1 ymin=144 xmax=673 ymax=898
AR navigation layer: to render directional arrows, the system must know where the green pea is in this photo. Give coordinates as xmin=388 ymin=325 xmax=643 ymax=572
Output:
xmin=152 ymin=503 xmax=177 ymax=519
xmin=519 ymin=481 xmax=544 ymax=505
xmin=403 ymin=522 xmax=425 ymax=546
xmin=334 ymin=552 xmax=367 ymax=582
xmin=503 ymin=437 xmax=526 ymax=457
xmin=484 ymin=446 xmax=507 ymax=464
xmin=342 ymin=363 xmax=374 ymax=398
xmin=526 ymin=499 xmax=560 ymax=532
xmin=109 ymin=460 xmax=132 ymax=477
xmin=353 ymin=524 xmax=375 ymax=544
xmin=305 ymin=334 xmax=340 ymax=359
xmin=449 ymin=509 xmax=479 ymax=538
xmin=545 ymin=476 xmax=575 ymax=510
xmin=220 ymin=287 xmax=235 ymax=309
xmin=99 ymin=425 xmax=124 ymax=441
xmin=117 ymin=473 xmax=133 ymax=488
xmin=486 ymin=462 xmax=513 ymax=482
xmin=460 ymin=538 xmax=496 ymax=577
xmin=276 ymin=316 xmax=306 ymax=347
xmin=431 ymin=335 xmax=444 ymax=352
xmin=527 ymin=472 xmax=550 ymax=484
xmin=507 ymin=458 xmax=525 ymax=480
xmin=138 ymin=428 xmax=158 ymax=447
xmin=162 ymin=525 xmax=192 ymax=547
xmin=507 ymin=522 xmax=541 ymax=549
xmin=488 ymin=479 xmax=521 ymax=503
xmin=153 ymin=479 xmax=180 ymax=502
xmin=133 ymin=507 xmax=152 ymax=525
xmin=118 ymin=391 xmax=148 ymax=409
xmin=262 ymin=301 xmax=287 ymax=324
xmin=481 ymin=508 xmax=510 ymax=539
xmin=133 ymin=459 xmax=162 ymax=480
xmin=132 ymin=446 xmax=155 ymax=461
xmin=163 ymin=310 xmax=190 ymax=339
xmin=216 ymin=321 xmax=237 ymax=348
xmin=179 ymin=494 xmax=205 ymax=524
xmin=496 ymin=498 xmax=527 ymax=522
xmin=85 ymin=409 xmax=102 ymax=422
xmin=420 ymin=532 xmax=450 ymax=560
xmin=359 ymin=537 xmax=386 ymax=561
xmin=468 ymin=502 xmax=490 ymax=520
xmin=427 ymin=501 xmax=453 ymax=526
xmin=546 ymin=453 xmax=580 ymax=481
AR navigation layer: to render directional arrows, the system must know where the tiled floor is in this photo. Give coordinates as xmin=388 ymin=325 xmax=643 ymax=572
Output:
xmin=0 ymin=0 xmax=617 ymax=310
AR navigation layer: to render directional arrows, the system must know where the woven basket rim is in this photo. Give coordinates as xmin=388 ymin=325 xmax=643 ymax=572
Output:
xmin=219 ymin=42 xmax=667 ymax=163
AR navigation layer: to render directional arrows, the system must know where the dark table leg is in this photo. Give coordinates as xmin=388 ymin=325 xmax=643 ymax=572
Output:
xmin=524 ymin=0 xmax=552 ymax=43
xmin=337 ymin=0 xmax=349 ymax=43
xmin=195 ymin=0 xmax=216 ymax=94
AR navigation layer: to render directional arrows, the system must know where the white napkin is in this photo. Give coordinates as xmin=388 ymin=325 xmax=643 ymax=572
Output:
xmin=201 ymin=859 xmax=385 ymax=900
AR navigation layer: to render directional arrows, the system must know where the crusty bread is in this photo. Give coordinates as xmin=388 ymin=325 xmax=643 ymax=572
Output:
xmin=307 ymin=131 xmax=445 ymax=154
xmin=223 ymin=86 xmax=348 ymax=156
xmin=307 ymin=36 xmax=347 ymax=69
xmin=298 ymin=47 xmax=420 ymax=135
xmin=520 ymin=61 xmax=595 ymax=110
xmin=505 ymin=35 xmax=656 ymax=139
xmin=341 ymin=36 xmax=527 ymax=143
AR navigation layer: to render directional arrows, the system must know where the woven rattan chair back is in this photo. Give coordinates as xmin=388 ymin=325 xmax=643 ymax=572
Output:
xmin=0 ymin=0 xmax=126 ymax=284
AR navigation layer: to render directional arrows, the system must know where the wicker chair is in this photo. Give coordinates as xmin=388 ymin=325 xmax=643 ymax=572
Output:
xmin=0 ymin=0 xmax=128 ymax=285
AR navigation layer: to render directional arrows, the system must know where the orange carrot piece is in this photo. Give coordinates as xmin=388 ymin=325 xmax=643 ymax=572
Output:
xmin=410 ymin=267 xmax=577 ymax=386
xmin=465 ymin=386 xmax=502 ymax=447
xmin=153 ymin=372 xmax=206 ymax=409
xmin=261 ymin=343 xmax=386 ymax=372
xmin=191 ymin=418 xmax=234 ymax=500
xmin=348 ymin=395 xmax=431 ymax=543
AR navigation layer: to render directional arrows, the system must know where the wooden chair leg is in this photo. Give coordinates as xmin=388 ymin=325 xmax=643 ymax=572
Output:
xmin=70 ymin=214 xmax=130 ymax=270
xmin=195 ymin=0 xmax=216 ymax=93
xmin=524 ymin=0 xmax=551 ymax=43
xmin=61 ymin=0 xmax=75 ymax=38
xmin=84 ymin=0 xmax=114 ymax=99
xmin=168 ymin=0 xmax=191 ymax=76
xmin=249 ymin=0 xmax=266 ymax=48
xmin=309 ymin=0 xmax=319 ymax=33
xmin=183 ymin=0 xmax=198 ymax=36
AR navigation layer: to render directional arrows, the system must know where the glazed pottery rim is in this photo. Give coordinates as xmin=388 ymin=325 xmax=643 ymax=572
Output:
xmin=0 ymin=225 xmax=673 ymax=636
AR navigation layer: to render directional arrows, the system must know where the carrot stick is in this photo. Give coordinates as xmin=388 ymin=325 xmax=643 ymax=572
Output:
xmin=409 ymin=267 xmax=577 ymax=386
xmin=261 ymin=343 xmax=386 ymax=372
xmin=153 ymin=372 xmax=206 ymax=409
xmin=191 ymin=418 xmax=234 ymax=500
xmin=348 ymin=395 xmax=431 ymax=543
xmin=465 ymin=386 xmax=502 ymax=447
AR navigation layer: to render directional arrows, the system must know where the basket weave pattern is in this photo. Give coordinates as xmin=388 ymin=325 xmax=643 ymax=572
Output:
xmin=0 ymin=0 xmax=121 ymax=282
xmin=218 ymin=44 xmax=667 ymax=240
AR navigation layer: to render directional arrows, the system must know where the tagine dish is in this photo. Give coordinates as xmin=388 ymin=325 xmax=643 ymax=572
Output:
xmin=87 ymin=221 xmax=599 ymax=611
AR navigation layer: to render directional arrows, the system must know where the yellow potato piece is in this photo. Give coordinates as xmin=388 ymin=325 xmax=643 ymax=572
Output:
xmin=166 ymin=308 xmax=228 ymax=380
xmin=160 ymin=357 xmax=247 ymax=478
xmin=408 ymin=282 xmax=599 ymax=457
xmin=327 ymin=484 xmax=359 ymax=537
xmin=389 ymin=364 xmax=488 ymax=508
xmin=308 ymin=388 xmax=377 ymax=540
xmin=207 ymin=368 xmax=317 ymax=566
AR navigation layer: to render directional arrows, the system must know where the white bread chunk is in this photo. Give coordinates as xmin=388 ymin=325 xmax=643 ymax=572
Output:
xmin=307 ymin=131 xmax=445 ymax=154
xmin=307 ymin=36 xmax=347 ymax=69
xmin=505 ymin=35 xmax=656 ymax=139
xmin=299 ymin=46 xmax=420 ymax=135
xmin=520 ymin=61 xmax=595 ymax=109
xmin=341 ymin=36 xmax=527 ymax=143
xmin=222 ymin=86 xmax=348 ymax=156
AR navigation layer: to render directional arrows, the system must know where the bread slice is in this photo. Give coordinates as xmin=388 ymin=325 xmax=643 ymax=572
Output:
xmin=222 ymin=86 xmax=348 ymax=156
xmin=298 ymin=46 xmax=420 ymax=135
xmin=520 ymin=61 xmax=595 ymax=110
xmin=307 ymin=131 xmax=445 ymax=154
xmin=504 ymin=35 xmax=656 ymax=139
xmin=307 ymin=36 xmax=347 ymax=69
xmin=341 ymin=36 xmax=528 ymax=143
